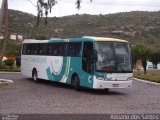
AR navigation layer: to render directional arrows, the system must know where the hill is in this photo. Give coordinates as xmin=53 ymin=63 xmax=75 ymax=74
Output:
xmin=8 ymin=9 xmax=160 ymax=48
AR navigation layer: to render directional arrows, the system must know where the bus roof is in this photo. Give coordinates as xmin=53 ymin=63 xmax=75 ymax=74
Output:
xmin=23 ymin=39 xmax=49 ymax=43
xmin=83 ymin=36 xmax=128 ymax=43
xmin=23 ymin=37 xmax=128 ymax=43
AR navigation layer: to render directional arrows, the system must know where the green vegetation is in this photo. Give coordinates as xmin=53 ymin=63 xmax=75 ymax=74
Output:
xmin=0 ymin=59 xmax=20 ymax=72
xmin=0 ymin=40 xmax=21 ymax=56
xmin=3 ymin=59 xmax=14 ymax=68
xmin=134 ymin=70 xmax=160 ymax=83
xmin=149 ymin=51 xmax=160 ymax=69
xmin=5 ymin=41 xmax=21 ymax=56
xmin=131 ymin=44 xmax=151 ymax=74
xmin=0 ymin=68 xmax=20 ymax=72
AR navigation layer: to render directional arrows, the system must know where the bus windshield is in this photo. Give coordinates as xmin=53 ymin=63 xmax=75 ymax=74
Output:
xmin=95 ymin=42 xmax=132 ymax=72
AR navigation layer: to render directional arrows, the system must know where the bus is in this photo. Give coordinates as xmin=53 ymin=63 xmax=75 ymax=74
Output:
xmin=21 ymin=36 xmax=133 ymax=91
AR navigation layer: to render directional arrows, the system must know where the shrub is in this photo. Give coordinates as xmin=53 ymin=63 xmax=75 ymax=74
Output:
xmin=0 ymin=61 xmax=7 ymax=69
xmin=0 ymin=62 xmax=2 ymax=69
xmin=3 ymin=59 xmax=15 ymax=68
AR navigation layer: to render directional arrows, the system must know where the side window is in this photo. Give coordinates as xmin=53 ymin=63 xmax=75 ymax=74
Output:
xmin=59 ymin=44 xmax=63 ymax=56
xmin=46 ymin=44 xmax=53 ymax=55
xmin=31 ymin=44 xmax=37 ymax=55
xmin=34 ymin=44 xmax=39 ymax=55
xmin=63 ymin=43 xmax=69 ymax=56
xmin=26 ymin=44 xmax=31 ymax=55
xmin=69 ymin=43 xmax=74 ymax=56
xmin=23 ymin=44 xmax=46 ymax=55
xmin=69 ymin=42 xmax=81 ymax=57
xmin=39 ymin=44 xmax=43 ymax=55
xmin=82 ymin=42 xmax=94 ymax=74
xmin=39 ymin=44 xmax=47 ymax=55
xmin=53 ymin=43 xmax=62 ymax=56
xmin=22 ymin=44 xmax=27 ymax=55
xmin=53 ymin=44 xmax=58 ymax=56
xmin=75 ymin=43 xmax=81 ymax=56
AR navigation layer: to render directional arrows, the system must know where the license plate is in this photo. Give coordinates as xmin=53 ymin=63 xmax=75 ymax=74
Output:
xmin=113 ymin=84 xmax=119 ymax=87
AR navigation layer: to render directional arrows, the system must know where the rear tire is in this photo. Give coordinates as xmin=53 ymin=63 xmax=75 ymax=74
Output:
xmin=33 ymin=70 xmax=39 ymax=82
xmin=72 ymin=75 xmax=80 ymax=91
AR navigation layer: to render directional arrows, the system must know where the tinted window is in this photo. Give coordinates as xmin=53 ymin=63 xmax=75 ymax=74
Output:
xmin=22 ymin=44 xmax=27 ymax=55
xmin=38 ymin=44 xmax=47 ymax=55
xmin=26 ymin=45 xmax=31 ymax=55
xmin=63 ymin=43 xmax=69 ymax=56
xmin=69 ymin=42 xmax=81 ymax=57
xmin=82 ymin=42 xmax=94 ymax=74
xmin=53 ymin=43 xmax=61 ymax=56
xmin=22 ymin=42 xmax=82 ymax=56
xmin=31 ymin=44 xmax=38 ymax=55
xmin=46 ymin=44 xmax=53 ymax=55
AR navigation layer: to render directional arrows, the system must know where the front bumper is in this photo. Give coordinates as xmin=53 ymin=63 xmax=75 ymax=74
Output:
xmin=93 ymin=78 xmax=132 ymax=89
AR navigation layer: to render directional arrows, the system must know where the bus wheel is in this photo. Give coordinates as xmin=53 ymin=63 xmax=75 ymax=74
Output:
xmin=72 ymin=75 xmax=80 ymax=91
xmin=33 ymin=69 xmax=39 ymax=82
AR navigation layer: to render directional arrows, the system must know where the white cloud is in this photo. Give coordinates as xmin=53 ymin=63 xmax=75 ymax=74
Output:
xmin=8 ymin=0 xmax=160 ymax=17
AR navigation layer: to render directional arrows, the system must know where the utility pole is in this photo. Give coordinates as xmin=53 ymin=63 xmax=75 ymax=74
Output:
xmin=0 ymin=0 xmax=8 ymax=62
xmin=0 ymin=0 xmax=4 ymax=31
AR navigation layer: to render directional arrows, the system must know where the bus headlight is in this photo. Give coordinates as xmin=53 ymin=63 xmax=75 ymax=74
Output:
xmin=127 ymin=77 xmax=133 ymax=81
xmin=96 ymin=76 xmax=104 ymax=80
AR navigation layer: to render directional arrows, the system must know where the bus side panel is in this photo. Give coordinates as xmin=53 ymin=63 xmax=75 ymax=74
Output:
xmin=45 ymin=56 xmax=71 ymax=83
xmin=67 ymin=57 xmax=94 ymax=88
xmin=45 ymin=56 xmax=94 ymax=88
xmin=21 ymin=55 xmax=33 ymax=78
xmin=21 ymin=55 xmax=48 ymax=79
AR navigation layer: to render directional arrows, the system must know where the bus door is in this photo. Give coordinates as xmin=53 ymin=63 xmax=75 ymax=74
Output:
xmin=82 ymin=42 xmax=94 ymax=75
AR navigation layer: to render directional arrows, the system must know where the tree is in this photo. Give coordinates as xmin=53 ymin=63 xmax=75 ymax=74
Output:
xmin=0 ymin=0 xmax=8 ymax=62
xmin=149 ymin=51 xmax=160 ymax=69
xmin=36 ymin=0 xmax=92 ymax=26
xmin=37 ymin=0 xmax=57 ymax=26
xmin=131 ymin=44 xmax=151 ymax=74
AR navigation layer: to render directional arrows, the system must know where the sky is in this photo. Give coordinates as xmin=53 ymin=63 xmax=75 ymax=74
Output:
xmin=1 ymin=0 xmax=160 ymax=17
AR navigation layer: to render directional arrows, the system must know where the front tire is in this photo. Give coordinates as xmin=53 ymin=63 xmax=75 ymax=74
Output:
xmin=72 ymin=75 xmax=80 ymax=91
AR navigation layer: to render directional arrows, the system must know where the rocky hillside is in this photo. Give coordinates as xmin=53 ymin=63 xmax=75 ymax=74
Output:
xmin=8 ymin=9 xmax=160 ymax=48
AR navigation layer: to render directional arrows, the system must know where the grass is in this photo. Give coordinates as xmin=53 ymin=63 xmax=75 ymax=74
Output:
xmin=133 ymin=70 xmax=160 ymax=83
xmin=0 ymin=68 xmax=21 ymax=72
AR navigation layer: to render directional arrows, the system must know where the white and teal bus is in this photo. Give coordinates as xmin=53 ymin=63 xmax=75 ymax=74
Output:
xmin=21 ymin=36 xmax=133 ymax=91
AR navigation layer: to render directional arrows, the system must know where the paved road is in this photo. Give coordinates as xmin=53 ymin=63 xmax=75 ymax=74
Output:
xmin=0 ymin=73 xmax=160 ymax=114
